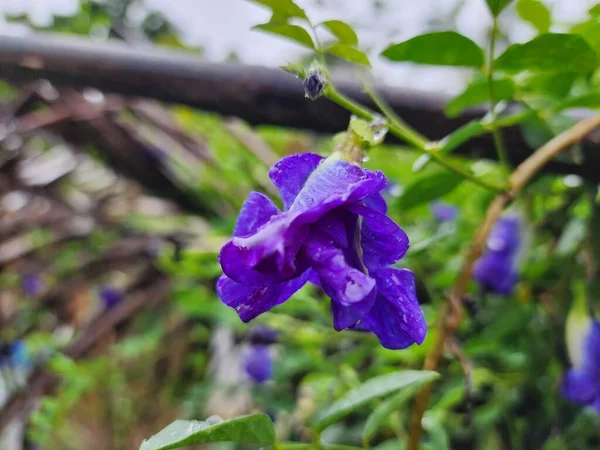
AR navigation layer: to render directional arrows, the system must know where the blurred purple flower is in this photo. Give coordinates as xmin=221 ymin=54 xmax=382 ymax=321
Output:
xmin=99 ymin=286 xmax=123 ymax=310
xmin=248 ymin=325 xmax=278 ymax=345
xmin=244 ymin=344 xmax=272 ymax=384
xmin=473 ymin=216 xmax=521 ymax=295
xmin=561 ymin=320 xmax=600 ymax=413
xmin=216 ymin=153 xmax=426 ymax=350
xmin=0 ymin=340 xmax=31 ymax=370
xmin=430 ymin=201 xmax=458 ymax=222
xmin=22 ymin=274 xmax=43 ymax=296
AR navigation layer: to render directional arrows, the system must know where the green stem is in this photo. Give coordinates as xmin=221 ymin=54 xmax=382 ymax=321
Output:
xmin=325 ymin=84 xmax=505 ymax=193
xmin=486 ymin=18 xmax=510 ymax=171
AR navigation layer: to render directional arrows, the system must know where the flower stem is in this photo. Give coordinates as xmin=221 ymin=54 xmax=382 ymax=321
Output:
xmin=486 ymin=18 xmax=510 ymax=171
xmin=325 ymin=84 xmax=505 ymax=193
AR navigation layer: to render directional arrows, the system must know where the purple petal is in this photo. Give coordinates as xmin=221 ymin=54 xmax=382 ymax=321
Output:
xmin=365 ymin=192 xmax=387 ymax=214
xmin=580 ymin=320 xmax=600 ymax=380
xmin=289 ymin=159 xmax=386 ymax=214
xmin=234 ymin=191 xmax=281 ymax=237
xmin=430 ymin=201 xmax=458 ymax=222
xmin=305 ymin=232 xmax=376 ymax=328
xmin=244 ymin=344 xmax=272 ymax=383
xmin=473 ymin=252 xmax=518 ymax=295
xmin=216 ymin=271 xmax=311 ymax=322
xmin=486 ymin=216 xmax=521 ymax=255
xmin=355 ymin=268 xmax=426 ymax=349
xmin=346 ymin=203 xmax=409 ymax=270
xmin=330 ymin=288 xmax=377 ymax=330
xmin=268 ymin=153 xmax=324 ymax=210
xmin=561 ymin=369 xmax=599 ymax=406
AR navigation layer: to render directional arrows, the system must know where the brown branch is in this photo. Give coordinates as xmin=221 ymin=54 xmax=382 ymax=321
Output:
xmin=406 ymin=114 xmax=600 ymax=450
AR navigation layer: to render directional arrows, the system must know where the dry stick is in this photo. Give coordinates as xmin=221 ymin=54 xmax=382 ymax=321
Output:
xmin=406 ymin=113 xmax=600 ymax=450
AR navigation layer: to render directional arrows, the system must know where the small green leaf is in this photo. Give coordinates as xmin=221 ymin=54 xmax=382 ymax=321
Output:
xmin=516 ymin=0 xmax=551 ymax=33
xmin=445 ymin=78 xmax=516 ymax=117
xmin=280 ymin=62 xmax=307 ymax=78
xmin=381 ymin=31 xmax=484 ymax=68
xmin=320 ymin=20 xmax=358 ymax=45
xmin=398 ymin=171 xmax=465 ymax=210
xmin=578 ymin=22 xmax=600 ymax=54
xmin=139 ymin=415 xmax=276 ymax=450
xmin=253 ymin=23 xmax=315 ymax=49
xmin=518 ymin=72 xmax=577 ymax=98
xmin=313 ymin=370 xmax=438 ymax=431
xmin=349 ymin=117 xmax=378 ymax=145
xmin=495 ymin=33 xmax=598 ymax=73
xmin=325 ymin=44 xmax=370 ymax=66
xmin=589 ymin=4 xmax=600 ymax=17
xmin=247 ymin=0 xmax=307 ymax=19
xmin=553 ymin=93 xmax=600 ymax=112
xmin=485 ymin=0 xmax=514 ymax=16
xmin=363 ymin=381 xmax=432 ymax=442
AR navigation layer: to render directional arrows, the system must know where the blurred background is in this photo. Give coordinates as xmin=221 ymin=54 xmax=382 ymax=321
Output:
xmin=1 ymin=1 xmax=600 ymax=450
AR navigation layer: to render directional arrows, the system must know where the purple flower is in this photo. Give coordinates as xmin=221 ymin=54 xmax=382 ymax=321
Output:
xmin=22 ymin=275 xmax=43 ymax=296
xmin=303 ymin=70 xmax=327 ymax=100
xmin=430 ymin=201 xmax=458 ymax=222
xmin=561 ymin=319 xmax=600 ymax=413
xmin=244 ymin=344 xmax=272 ymax=384
xmin=99 ymin=286 xmax=123 ymax=310
xmin=248 ymin=325 xmax=278 ymax=345
xmin=473 ymin=216 xmax=520 ymax=295
xmin=0 ymin=340 xmax=31 ymax=370
xmin=216 ymin=153 xmax=426 ymax=350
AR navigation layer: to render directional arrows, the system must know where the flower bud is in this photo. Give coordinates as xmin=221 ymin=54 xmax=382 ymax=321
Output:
xmin=303 ymin=70 xmax=327 ymax=100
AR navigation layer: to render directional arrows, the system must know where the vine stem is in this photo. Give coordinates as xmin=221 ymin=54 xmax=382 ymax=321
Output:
xmin=486 ymin=18 xmax=510 ymax=171
xmin=324 ymin=85 xmax=506 ymax=193
xmin=406 ymin=113 xmax=600 ymax=450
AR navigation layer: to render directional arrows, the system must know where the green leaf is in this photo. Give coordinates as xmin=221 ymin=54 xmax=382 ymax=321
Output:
xmin=139 ymin=415 xmax=276 ymax=450
xmin=590 ymin=4 xmax=600 ymax=17
xmin=553 ymin=93 xmax=600 ymax=111
xmin=349 ymin=116 xmax=381 ymax=145
xmin=485 ymin=0 xmax=514 ymax=16
xmin=313 ymin=370 xmax=438 ymax=431
xmin=516 ymin=0 xmax=551 ymax=33
xmin=381 ymin=31 xmax=485 ymax=68
xmin=280 ymin=62 xmax=307 ymax=78
xmin=325 ymin=44 xmax=370 ymax=66
xmin=398 ymin=171 xmax=465 ymax=210
xmin=495 ymin=33 xmax=598 ymax=73
xmin=445 ymin=78 xmax=516 ymax=117
xmin=247 ymin=0 xmax=307 ymax=20
xmin=253 ymin=23 xmax=315 ymax=49
xmin=578 ymin=22 xmax=600 ymax=54
xmin=363 ymin=381 xmax=431 ymax=442
xmin=319 ymin=20 xmax=358 ymax=45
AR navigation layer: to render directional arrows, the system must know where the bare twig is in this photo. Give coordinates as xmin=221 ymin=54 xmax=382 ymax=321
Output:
xmin=406 ymin=114 xmax=600 ymax=450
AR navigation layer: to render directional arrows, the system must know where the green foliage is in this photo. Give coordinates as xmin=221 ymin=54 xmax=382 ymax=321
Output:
xmin=516 ymin=0 xmax=552 ymax=33
xmin=495 ymin=34 xmax=598 ymax=73
xmin=325 ymin=44 xmax=371 ymax=66
xmin=485 ymin=0 xmax=515 ymax=16
xmin=253 ymin=23 xmax=316 ymax=49
xmin=139 ymin=415 xmax=276 ymax=450
xmin=314 ymin=371 xmax=439 ymax=431
xmin=248 ymin=0 xmax=307 ymax=20
xmin=381 ymin=31 xmax=485 ymax=68
xmin=397 ymin=171 xmax=465 ymax=210
xmin=445 ymin=78 xmax=516 ymax=117
xmin=319 ymin=20 xmax=358 ymax=46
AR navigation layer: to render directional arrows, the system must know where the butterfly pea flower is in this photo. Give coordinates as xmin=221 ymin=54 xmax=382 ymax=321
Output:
xmin=473 ymin=216 xmax=521 ymax=295
xmin=430 ymin=201 xmax=458 ymax=222
xmin=22 ymin=274 xmax=43 ymax=296
xmin=217 ymin=153 xmax=426 ymax=350
xmin=244 ymin=344 xmax=272 ymax=384
xmin=561 ymin=294 xmax=600 ymax=413
xmin=99 ymin=286 xmax=123 ymax=310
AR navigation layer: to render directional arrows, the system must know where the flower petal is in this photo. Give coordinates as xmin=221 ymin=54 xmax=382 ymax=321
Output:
xmin=216 ymin=271 xmax=310 ymax=322
xmin=234 ymin=191 xmax=281 ymax=237
xmin=355 ymin=268 xmax=426 ymax=349
xmin=290 ymin=159 xmax=386 ymax=214
xmin=561 ymin=369 xmax=599 ymax=406
xmin=473 ymin=252 xmax=517 ymax=295
xmin=346 ymin=203 xmax=409 ymax=270
xmin=268 ymin=153 xmax=324 ymax=210
xmin=330 ymin=288 xmax=377 ymax=330
xmin=365 ymin=192 xmax=387 ymax=214
xmin=304 ymin=232 xmax=375 ymax=329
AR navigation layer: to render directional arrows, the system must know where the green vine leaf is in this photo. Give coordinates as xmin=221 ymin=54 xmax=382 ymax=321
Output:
xmin=139 ymin=414 xmax=276 ymax=450
xmin=325 ymin=44 xmax=371 ymax=66
xmin=381 ymin=31 xmax=485 ymax=68
xmin=495 ymin=33 xmax=598 ymax=73
xmin=319 ymin=20 xmax=358 ymax=46
xmin=253 ymin=23 xmax=315 ymax=49
xmin=516 ymin=0 xmax=551 ymax=33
